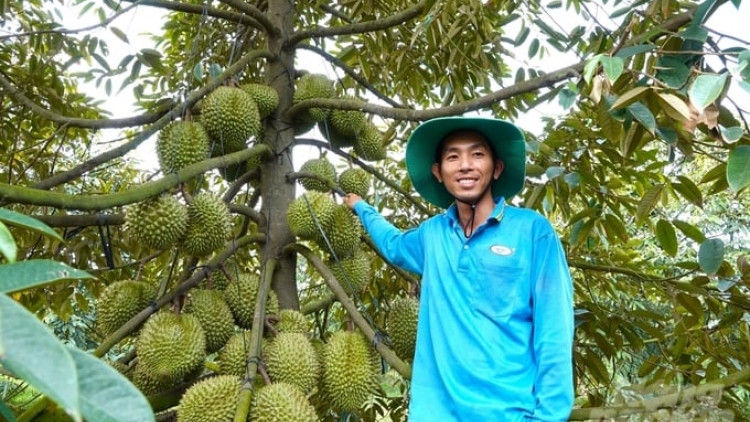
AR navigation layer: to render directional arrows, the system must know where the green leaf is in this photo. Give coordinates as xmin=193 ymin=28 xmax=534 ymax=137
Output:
xmin=558 ymin=87 xmax=577 ymax=110
xmin=614 ymin=44 xmax=655 ymax=59
xmin=193 ymin=63 xmax=203 ymax=80
xmin=655 ymin=56 xmax=691 ymax=88
xmin=678 ymin=25 xmax=708 ymax=42
xmin=0 ymin=260 xmax=94 ymax=294
xmin=0 ymin=294 xmax=81 ymax=421
xmin=635 ymin=184 xmax=664 ymax=223
xmin=627 ymin=102 xmax=656 ymax=134
xmin=0 ymin=208 xmax=63 ymax=242
xmin=514 ymin=26 xmax=530 ymax=46
xmin=672 ymin=219 xmax=706 ymax=243
xmin=545 ymin=166 xmax=565 ymax=179
xmin=583 ymin=54 xmax=603 ymax=84
xmin=673 ymin=175 xmax=703 ymax=207
xmin=721 ymin=126 xmax=743 ymax=143
xmin=0 ymin=399 xmax=16 ymax=422
xmin=609 ymin=86 xmax=649 ymax=110
xmin=109 ymin=26 xmax=129 ymax=44
xmin=564 ymin=172 xmax=580 ymax=188
xmin=528 ymin=38 xmax=540 ymax=58
xmin=726 ymin=145 xmax=750 ymax=192
xmin=676 ymin=292 xmax=703 ymax=318
xmin=0 ymin=221 xmax=16 ymax=263
xmin=68 ymin=348 xmax=155 ymax=422
xmin=698 ymin=238 xmax=724 ymax=275
xmin=655 ymin=219 xmax=678 ymax=257
xmin=209 ymin=63 xmax=223 ymax=79
xmin=600 ymin=56 xmax=624 ymax=83
xmin=688 ymin=73 xmax=728 ymax=112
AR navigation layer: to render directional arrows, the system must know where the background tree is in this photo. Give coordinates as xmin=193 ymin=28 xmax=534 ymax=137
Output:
xmin=1 ymin=0 xmax=749 ymax=421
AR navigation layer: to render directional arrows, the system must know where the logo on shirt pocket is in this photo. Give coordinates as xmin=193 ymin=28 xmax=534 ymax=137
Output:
xmin=490 ymin=244 xmax=514 ymax=256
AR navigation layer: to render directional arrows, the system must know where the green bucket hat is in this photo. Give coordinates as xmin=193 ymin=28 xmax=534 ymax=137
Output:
xmin=405 ymin=116 xmax=526 ymax=209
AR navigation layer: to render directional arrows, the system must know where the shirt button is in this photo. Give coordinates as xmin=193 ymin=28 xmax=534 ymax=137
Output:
xmin=463 ymin=245 xmax=469 ymax=250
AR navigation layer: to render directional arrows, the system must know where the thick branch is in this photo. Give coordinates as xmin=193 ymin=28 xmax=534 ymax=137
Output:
xmin=31 ymin=213 xmax=125 ymax=227
xmin=0 ymin=145 xmax=270 ymax=210
xmin=296 ymin=44 xmax=406 ymax=108
xmin=288 ymin=1 xmax=427 ymax=46
xmin=121 ymin=0 xmax=258 ymax=27
xmin=217 ymin=0 xmax=279 ymax=36
xmin=287 ymin=243 xmax=412 ymax=379
xmin=569 ymin=367 xmax=750 ymax=420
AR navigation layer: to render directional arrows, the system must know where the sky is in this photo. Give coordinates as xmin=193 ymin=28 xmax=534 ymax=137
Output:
xmin=60 ymin=1 xmax=749 ymax=171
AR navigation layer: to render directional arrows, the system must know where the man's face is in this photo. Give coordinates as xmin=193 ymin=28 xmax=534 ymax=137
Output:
xmin=430 ymin=130 xmax=504 ymax=205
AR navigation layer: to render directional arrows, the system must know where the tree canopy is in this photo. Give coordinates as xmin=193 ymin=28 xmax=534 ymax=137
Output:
xmin=1 ymin=0 xmax=749 ymax=421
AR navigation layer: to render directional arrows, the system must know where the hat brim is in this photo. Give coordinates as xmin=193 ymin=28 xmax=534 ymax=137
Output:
xmin=405 ymin=117 xmax=526 ymax=209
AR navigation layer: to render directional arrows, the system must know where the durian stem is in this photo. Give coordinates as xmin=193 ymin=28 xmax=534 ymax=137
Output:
xmin=300 ymin=292 xmax=336 ymax=314
xmin=234 ymin=257 xmax=278 ymax=422
xmin=16 ymin=396 xmax=47 ymax=422
xmin=92 ymin=233 xmax=266 ymax=358
xmin=285 ymin=243 xmax=413 ymax=380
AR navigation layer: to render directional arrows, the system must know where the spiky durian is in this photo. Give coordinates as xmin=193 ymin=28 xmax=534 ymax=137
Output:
xmin=386 ymin=296 xmax=419 ymax=362
xmin=200 ymin=261 xmax=240 ymax=291
xmin=131 ymin=363 xmax=174 ymax=396
xmin=292 ymin=73 xmax=335 ymax=123
xmin=338 ymin=168 xmax=371 ymax=198
xmin=223 ymin=273 xmax=277 ymax=328
xmin=96 ymin=280 xmax=157 ymax=336
xmin=182 ymin=193 xmax=232 ymax=257
xmin=329 ymin=96 xmax=367 ymax=137
xmin=299 ymin=157 xmax=337 ymax=193
xmin=136 ymin=312 xmax=207 ymax=384
xmin=328 ymin=249 xmax=371 ymax=294
xmin=353 ymin=123 xmax=387 ymax=161
xmin=275 ymin=309 xmax=309 ymax=333
xmin=183 ymin=289 xmax=235 ymax=353
xmin=240 ymin=83 xmax=279 ymax=120
xmin=251 ymin=382 xmax=320 ymax=422
xmin=217 ymin=330 xmax=252 ymax=377
xmin=156 ymin=120 xmax=210 ymax=174
xmin=201 ymin=86 xmax=260 ymax=151
xmin=176 ymin=375 xmax=241 ymax=422
xmin=319 ymin=204 xmax=362 ymax=259
xmin=318 ymin=119 xmax=354 ymax=149
xmin=286 ymin=191 xmax=336 ymax=240
xmin=321 ymin=331 xmax=380 ymax=412
xmin=265 ymin=332 xmax=319 ymax=393
xmin=125 ymin=195 xmax=189 ymax=250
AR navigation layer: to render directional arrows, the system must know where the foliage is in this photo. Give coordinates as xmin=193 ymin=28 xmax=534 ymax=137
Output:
xmin=0 ymin=0 xmax=749 ymax=421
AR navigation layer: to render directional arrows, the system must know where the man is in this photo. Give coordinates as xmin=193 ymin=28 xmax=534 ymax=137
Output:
xmin=343 ymin=116 xmax=574 ymax=421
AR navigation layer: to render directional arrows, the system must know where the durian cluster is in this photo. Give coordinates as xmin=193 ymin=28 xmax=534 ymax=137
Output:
xmin=292 ymin=73 xmax=388 ymax=162
xmin=125 ymin=192 xmax=232 ymax=257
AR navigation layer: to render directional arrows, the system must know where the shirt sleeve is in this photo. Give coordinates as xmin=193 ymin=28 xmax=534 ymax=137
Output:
xmin=528 ymin=226 xmax=575 ymax=421
xmin=352 ymin=200 xmax=424 ymax=275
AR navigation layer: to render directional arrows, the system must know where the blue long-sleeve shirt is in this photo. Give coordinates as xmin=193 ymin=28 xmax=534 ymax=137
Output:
xmin=352 ymin=199 xmax=574 ymax=422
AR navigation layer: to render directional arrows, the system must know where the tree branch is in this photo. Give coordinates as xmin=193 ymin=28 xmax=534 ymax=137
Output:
xmin=287 ymin=243 xmax=412 ymax=379
xmin=288 ymin=0 xmax=427 ymax=46
xmin=216 ymin=0 xmax=279 ymax=36
xmin=121 ymin=0 xmax=259 ymax=28
xmin=296 ymin=44 xmax=406 ymax=108
xmin=26 ymin=50 xmax=273 ymax=191
xmin=0 ymin=145 xmax=270 ymax=210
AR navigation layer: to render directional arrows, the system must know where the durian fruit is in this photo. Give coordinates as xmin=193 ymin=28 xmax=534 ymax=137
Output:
xmin=292 ymin=73 xmax=335 ymax=123
xmin=319 ymin=204 xmax=362 ymax=259
xmin=199 ymin=261 xmax=240 ymax=291
xmin=125 ymin=195 xmax=189 ymax=250
xmin=276 ymin=309 xmax=310 ymax=333
xmin=183 ymin=289 xmax=235 ymax=353
xmin=201 ymin=86 xmax=260 ymax=151
xmin=264 ymin=332 xmax=319 ymax=393
xmin=176 ymin=374 xmax=241 ymax=422
xmin=156 ymin=120 xmax=210 ymax=174
xmin=318 ymin=119 xmax=354 ymax=149
xmin=293 ymin=119 xmax=316 ymax=136
xmin=386 ymin=296 xmax=419 ymax=362
xmin=223 ymin=273 xmax=278 ymax=328
xmin=321 ymin=331 xmax=380 ymax=412
xmin=240 ymin=83 xmax=279 ymax=120
xmin=251 ymin=382 xmax=320 ymax=422
xmin=338 ymin=167 xmax=371 ymax=198
xmin=96 ymin=280 xmax=157 ymax=336
xmin=217 ymin=330 xmax=252 ymax=377
xmin=298 ymin=157 xmax=337 ymax=192
xmin=353 ymin=123 xmax=387 ymax=161
xmin=329 ymin=95 xmax=367 ymax=137
xmin=328 ymin=249 xmax=371 ymax=294
xmin=136 ymin=312 xmax=207 ymax=384
xmin=131 ymin=363 xmax=174 ymax=396
xmin=286 ymin=191 xmax=336 ymax=240
xmin=182 ymin=192 xmax=232 ymax=257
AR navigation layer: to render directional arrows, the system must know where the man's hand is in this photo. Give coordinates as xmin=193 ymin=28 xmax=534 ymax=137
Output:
xmin=343 ymin=193 xmax=362 ymax=209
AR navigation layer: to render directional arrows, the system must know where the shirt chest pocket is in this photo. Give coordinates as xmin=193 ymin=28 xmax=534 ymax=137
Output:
xmin=470 ymin=258 xmax=528 ymax=320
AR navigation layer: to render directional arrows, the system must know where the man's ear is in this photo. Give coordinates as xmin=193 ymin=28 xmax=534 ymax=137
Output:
xmin=431 ymin=163 xmax=443 ymax=183
xmin=493 ymin=160 xmax=504 ymax=180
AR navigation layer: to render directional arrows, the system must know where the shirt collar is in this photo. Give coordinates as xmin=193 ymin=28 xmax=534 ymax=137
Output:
xmin=445 ymin=197 xmax=507 ymax=224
